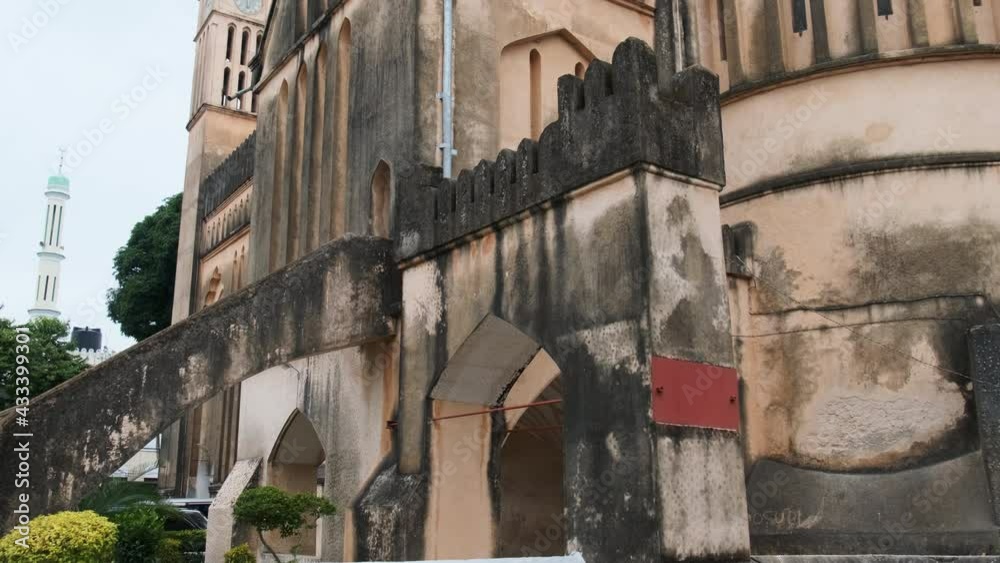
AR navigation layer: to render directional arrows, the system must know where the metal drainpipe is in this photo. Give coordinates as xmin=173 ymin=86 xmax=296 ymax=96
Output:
xmin=439 ymin=0 xmax=456 ymax=178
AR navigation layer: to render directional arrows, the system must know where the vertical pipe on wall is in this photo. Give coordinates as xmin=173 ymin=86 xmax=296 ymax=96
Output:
xmin=440 ymin=0 xmax=455 ymax=178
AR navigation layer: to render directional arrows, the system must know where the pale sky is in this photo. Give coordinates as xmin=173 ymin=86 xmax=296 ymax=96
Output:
xmin=0 ymin=1 xmax=200 ymax=351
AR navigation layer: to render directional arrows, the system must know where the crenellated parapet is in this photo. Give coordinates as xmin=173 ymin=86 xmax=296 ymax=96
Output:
xmin=200 ymin=131 xmax=257 ymax=222
xmin=397 ymin=37 xmax=724 ymax=260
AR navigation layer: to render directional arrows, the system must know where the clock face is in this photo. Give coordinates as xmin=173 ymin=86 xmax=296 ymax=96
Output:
xmin=234 ymin=0 xmax=262 ymax=15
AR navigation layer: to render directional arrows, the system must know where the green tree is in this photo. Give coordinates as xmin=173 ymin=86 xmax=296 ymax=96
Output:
xmin=0 ymin=316 xmax=90 ymax=411
xmin=107 ymin=193 xmax=181 ymax=341
xmin=233 ymin=486 xmax=335 ymax=562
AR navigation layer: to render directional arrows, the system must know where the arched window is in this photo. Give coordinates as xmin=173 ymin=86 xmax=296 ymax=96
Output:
xmin=221 ymin=67 xmax=231 ymax=106
xmin=371 ymin=161 xmax=391 ymax=238
xmin=240 ymin=29 xmax=250 ymax=65
xmin=287 ymin=65 xmax=308 ymax=261
xmin=232 ymin=251 xmax=239 ymax=291
xmin=205 ymin=268 xmax=224 ymax=306
xmin=270 ymin=81 xmax=290 ymax=271
xmin=332 ymin=19 xmax=352 ymax=238
xmin=236 ymin=72 xmax=246 ymax=110
xmin=574 ymin=62 xmax=585 ymax=79
xmin=238 ymin=246 xmax=246 ymax=289
xmin=225 ymin=26 xmax=235 ymax=62
xmin=530 ymin=49 xmax=542 ymax=139
xmin=309 ymin=45 xmax=327 ymax=249
xmin=266 ymin=411 xmax=326 ymax=557
xmin=256 ymin=32 xmax=263 ymax=55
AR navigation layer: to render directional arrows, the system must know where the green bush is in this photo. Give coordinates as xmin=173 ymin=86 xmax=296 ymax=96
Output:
xmin=0 ymin=510 xmax=117 ymax=563
xmin=156 ymin=537 xmax=186 ymax=563
xmin=164 ymin=529 xmax=207 ymax=553
xmin=113 ymin=504 xmax=165 ymax=563
xmin=224 ymin=543 xmax=256 ymax=563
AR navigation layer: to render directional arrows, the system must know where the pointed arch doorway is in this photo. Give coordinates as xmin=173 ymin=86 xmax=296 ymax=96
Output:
xmin=265 ymin=410 xmax=326 ymax=558
xmin=426 ymin=314 xmax=567 ymax=559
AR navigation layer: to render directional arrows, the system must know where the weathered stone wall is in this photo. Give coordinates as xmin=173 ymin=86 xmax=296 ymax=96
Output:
xmin=351 ymin=29 xmax=746 ymax=560
xmin=718 ymin=47 xmax=1000 ymax=554
xmin=251 ymin=0 xmax=423 ymax=279
xmin=231 ymin=342 xmax=398 ymax=561
xmin=720 ymin=58 xmax=1000 ymax=196
xmin=397 ymin=38 xmax=724 ymax=260
xmin=722 ymin=111 xmax=1000 ymax=474
xmin=441 ymin=0 xmax=656 ymax=171
xmin=0 ymin=237 xmax=398 ymax=526
xmin=390 ymin=170 xmax=689 ymax=562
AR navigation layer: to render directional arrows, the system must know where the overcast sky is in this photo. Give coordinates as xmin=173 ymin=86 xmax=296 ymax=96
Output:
xmin=0 ymin=1 xmax=199 ymax=351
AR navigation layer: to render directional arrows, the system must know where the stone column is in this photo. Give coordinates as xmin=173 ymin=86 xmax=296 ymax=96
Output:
xmin=204 ymin=458 xmax=260 ymax=563
xmin=642 ymin=164 xmax=752 ymax=562
xmin=644 ymin=10 xmax=750 ymax=559
xmin=970 ymin=324 xmax=1000 ymax=524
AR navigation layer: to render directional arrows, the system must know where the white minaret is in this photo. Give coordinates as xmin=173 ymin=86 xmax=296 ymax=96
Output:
xmin=28 ymin=153 xmax=71 ymax=319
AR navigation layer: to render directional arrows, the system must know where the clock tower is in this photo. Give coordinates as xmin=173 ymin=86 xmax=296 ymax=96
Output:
xmin=160 ymin=0 xmax=272 ymax=497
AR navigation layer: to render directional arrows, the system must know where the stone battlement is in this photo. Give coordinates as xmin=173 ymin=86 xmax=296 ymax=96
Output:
xmin=397 ymin=37 xmax=724 ymax=260
xmin=200 ymin=131 xmax=257 ymax=221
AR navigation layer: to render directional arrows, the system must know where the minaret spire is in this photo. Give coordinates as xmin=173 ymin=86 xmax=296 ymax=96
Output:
xmin=28 ymin=155 xmax=71 ymax=319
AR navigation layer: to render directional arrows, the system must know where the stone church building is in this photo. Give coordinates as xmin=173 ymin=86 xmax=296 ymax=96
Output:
xmin=3 ymin=0 xmax=1000 ymax=562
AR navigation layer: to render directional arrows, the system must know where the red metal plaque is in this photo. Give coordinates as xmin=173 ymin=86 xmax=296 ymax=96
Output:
xmin=651 ymin=356 xmax=740 ymax=431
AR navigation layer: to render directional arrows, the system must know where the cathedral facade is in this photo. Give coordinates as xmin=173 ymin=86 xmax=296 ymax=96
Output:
xmin=3 ymin=1 xmax=1000 ymax=563
xmin=161 ymin=0 xmax=1000 ymax=559
xmin=171 ymin=0 xmax=1000 ymax=559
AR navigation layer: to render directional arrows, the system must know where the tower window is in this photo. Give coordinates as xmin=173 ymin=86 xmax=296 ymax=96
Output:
xmin=43 ymin=204 xmax=52 ymax=242
xmin=237 ymin=72 xmax=246 ymax=110
xmin=43 ymin=275 xmax=50 ymax=301
xmin=55 ymin=205 xmax=63 ymax=246
xmin=226 ymin=26 xmax=235 ymax=61
xmin=723 ymin=223 xmax=754 ymax=277
xmin=529 ymin=49 xmax=541 ymax=139
xmin=48 ymin=205 xmax=57 ymax=245
xmin=792 ymin=0 xmax=808 ymax=34
xmin=222 ymin=68 xmax=231 ymax=106
xmin=877 ymin=0 xmax=893 ymax=18
xmin=240 ymin=29 xmax=250 ymax=65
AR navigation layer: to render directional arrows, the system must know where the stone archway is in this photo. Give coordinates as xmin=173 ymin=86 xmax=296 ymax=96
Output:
xmin=265 ymin=410 xmax=326 ymax=558
xmin=422 ymin=315 xmax=568 ymax=559
xmin=0 ymin=237 xmax=397 ymax=528
xmin=497 ymin=352 xmax=565 ymax=558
